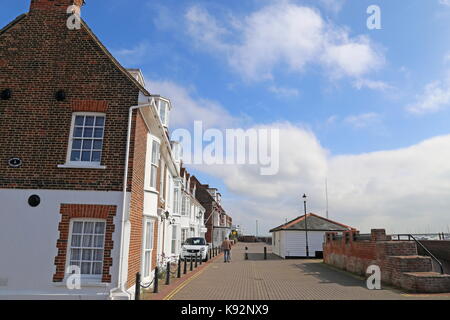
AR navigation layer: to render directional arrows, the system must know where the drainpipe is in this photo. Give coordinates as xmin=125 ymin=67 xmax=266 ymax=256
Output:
xmin=110 ymin=98 xmax=156 ymax=299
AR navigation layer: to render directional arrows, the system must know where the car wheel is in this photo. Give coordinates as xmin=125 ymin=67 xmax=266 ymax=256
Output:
xmin=203 ymin=254 xmax=208 ymax=262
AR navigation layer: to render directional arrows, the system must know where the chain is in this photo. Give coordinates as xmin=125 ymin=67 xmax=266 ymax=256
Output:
xmin=139 ymin=276 xmax=155 ymax=289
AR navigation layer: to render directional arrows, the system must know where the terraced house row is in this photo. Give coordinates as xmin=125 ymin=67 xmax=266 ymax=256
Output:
xmin=0 ymin=0 xmax=232 ymax=299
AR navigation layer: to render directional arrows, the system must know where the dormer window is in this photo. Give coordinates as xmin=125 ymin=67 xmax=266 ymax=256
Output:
xmin=156 ymin=98 xmax=170 ymax=128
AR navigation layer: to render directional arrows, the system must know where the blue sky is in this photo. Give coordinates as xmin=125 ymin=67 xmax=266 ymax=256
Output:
xmin=3 ymin=0 xmax=450 ymax=235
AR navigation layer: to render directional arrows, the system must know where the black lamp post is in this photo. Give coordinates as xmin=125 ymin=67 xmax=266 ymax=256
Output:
xmin=303 ymin=194 xmax=310 ymax=257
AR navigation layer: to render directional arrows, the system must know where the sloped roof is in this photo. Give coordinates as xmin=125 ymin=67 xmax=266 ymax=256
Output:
xmin=0 ymin=14 xmax=27 ymax=36
xmin=270 ymin=213 xmax=355 ymax=232
xmin=0 ymin=11 xmax=151 ymax=98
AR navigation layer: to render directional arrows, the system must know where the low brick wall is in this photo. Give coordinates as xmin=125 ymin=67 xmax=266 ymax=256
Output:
xmin=417 ymin=241 xmax=450 ymax=274
xmin=323 ymin=229 xmax=450 ymax=293
xmin=324 ymin=234 xmax=416 ymax=276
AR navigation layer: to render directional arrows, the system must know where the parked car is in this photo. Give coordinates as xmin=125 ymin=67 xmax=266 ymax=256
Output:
xmin=180 ymin=237 xmax=209 ymax=262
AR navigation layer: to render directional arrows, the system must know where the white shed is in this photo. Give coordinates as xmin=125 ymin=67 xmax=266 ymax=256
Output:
xmin=270 ymin=213 xmax=354 ymax=259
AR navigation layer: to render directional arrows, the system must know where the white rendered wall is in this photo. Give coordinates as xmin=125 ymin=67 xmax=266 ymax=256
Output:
xmin=284 ymin=231 xmax=325 ymax=257
xmin=0 ymin=189 xmax=127 ymax=300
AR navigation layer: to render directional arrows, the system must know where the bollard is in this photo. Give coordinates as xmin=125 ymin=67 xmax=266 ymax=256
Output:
xmin=190 ymin=256 xmax=193 ymax=271
xmin=153 ymin=267 xmax=159 ymax=293
xmin=264 ymin=247 xmax=267 ymax=260
xmin=177 ymin=258 xmax=181 ymax=278
xmin=245 ymin=246 xmax=248 ymax=260
xmin=195 ymin=253 xmax=198 ymax=268
xmin=135 ymin=272 xmax=141 ymax=300
xmin=200 ymin=253 xmax=203 ymax=265
xmin=209 ymin=248 xmax=212 ymax=260
xmin=166 ymin=261 xmax=171 ymax=285
xmin=183 ymin=257 xmax=187 ymax=275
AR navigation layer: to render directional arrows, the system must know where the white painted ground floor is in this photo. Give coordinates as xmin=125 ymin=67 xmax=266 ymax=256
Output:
xmin=0 ymin=189 xmax=130 ymax=300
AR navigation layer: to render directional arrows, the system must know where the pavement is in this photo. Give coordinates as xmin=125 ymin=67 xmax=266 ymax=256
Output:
xmin=146 ymin=242 xmax=450 ymax=300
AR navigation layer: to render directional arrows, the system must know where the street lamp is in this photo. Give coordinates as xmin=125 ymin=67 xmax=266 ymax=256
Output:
xmin=302 ymin=194 xmax=310 ymax=257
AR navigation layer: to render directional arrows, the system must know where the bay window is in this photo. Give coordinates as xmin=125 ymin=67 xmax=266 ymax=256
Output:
xmin=158 ymin=99 xmax=170 ymax=127
xmin=146 ymin=136 xmax=160 ymax=190
xmin=181 ymin=196 xmax=187 ymax=216
xmin=171 ymin=225 xmax=179 ymax=255
xmin=173 ymin=182 xmax=181 ymax=215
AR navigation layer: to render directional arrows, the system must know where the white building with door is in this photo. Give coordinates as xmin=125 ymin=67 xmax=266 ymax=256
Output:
xmin=270 ymin=213 xmax=354 ymax=259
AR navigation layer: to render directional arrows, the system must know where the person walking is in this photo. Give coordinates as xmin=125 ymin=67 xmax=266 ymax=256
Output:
xmin=222 ymin=237 xmax=232 ymax=263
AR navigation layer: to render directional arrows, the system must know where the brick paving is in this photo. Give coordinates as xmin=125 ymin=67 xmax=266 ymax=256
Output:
xmin=166 ymin=243 xmax=450 ymax=300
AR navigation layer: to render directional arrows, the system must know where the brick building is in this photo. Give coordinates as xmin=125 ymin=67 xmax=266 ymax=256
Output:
xmin=0 ymin=0 xmax=209 ymax=299
xmin=191 ymin=176 xmax=232 ymax=247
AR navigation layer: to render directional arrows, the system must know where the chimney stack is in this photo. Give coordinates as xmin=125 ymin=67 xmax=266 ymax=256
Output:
xmin=30 ymin=0 xmax=85 ymax=13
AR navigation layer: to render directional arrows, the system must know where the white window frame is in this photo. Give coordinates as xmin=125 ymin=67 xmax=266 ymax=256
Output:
xmin=181 ymin=195 xmax=187 ymax=216
xmin=157 ymin=98 xmax=170 ymax=128
xmin=171 ymin=224 xmax=179 ymax=255
xmin=181 ymin=228 xmax=188 ymax=243
xmin=159 ymin=161 xmax=165 ymax=202
xmin=173 ymin=181 xmax=181 ymax=215
xmin=142 ymin=217 xmax=155 ymax=280
xmin=61 ymin=112 xmax=107 ymax=169
xmin=65 ymin=218 xmax=106 ymax=282
xmin=145 ymin=135 xmax=161 ymax=192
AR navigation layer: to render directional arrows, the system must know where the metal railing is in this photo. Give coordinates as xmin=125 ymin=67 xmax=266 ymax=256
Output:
xmin=392 ymin=234 xmax=444 ymax=274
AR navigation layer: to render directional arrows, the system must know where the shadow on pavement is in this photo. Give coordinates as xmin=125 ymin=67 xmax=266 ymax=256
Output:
xmin=247 ymin=253 xmax=282 ymax=261
xmin=292 ymin=262 xmax=369 ymax=288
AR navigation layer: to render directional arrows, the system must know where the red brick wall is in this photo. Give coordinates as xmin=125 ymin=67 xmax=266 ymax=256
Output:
xmin=321 ymin=230 xmax=450 ymax=293
xmin=323 ymin=230 xmax=418 ymax=276
xmin=152 ymin=221 xmax=159 ymax=271
xmin=53 ymin=204 xmax=116 ymax=283
xmin=126 ymin=112 xmax=147 ymax=289
xmin=0 ymin=2 xmax=140 ymax=191
xmin=30 ymin=0 xmax=85 ymax=12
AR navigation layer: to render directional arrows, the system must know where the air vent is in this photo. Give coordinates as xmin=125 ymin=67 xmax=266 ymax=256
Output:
xmin=1 ymin=89 xmax=12 ymax=100
xmin=55 ymin=90 xmax=66 ymax=101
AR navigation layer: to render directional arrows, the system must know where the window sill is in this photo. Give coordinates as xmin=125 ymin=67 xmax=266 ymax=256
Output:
xmin=144 ymin=188 xmax=159 ymax=194
xmin=58 ymin=164 xmax=107 ymax=170
xmin=53 ymin=279 xmax=109 ymax=288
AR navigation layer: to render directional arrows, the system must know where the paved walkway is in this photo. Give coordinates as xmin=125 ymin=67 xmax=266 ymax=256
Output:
xmin=165 ymin=243 xmax=450 ymax=300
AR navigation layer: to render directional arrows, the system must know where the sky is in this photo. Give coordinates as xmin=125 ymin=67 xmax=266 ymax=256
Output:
xmin=3 ymin=0 xmax=450 ymax=235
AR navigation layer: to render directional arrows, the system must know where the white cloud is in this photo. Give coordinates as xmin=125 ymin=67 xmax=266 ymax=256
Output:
xmin=268 ymin=85 xmax=300 ymax=98
xmin=344 ymin=112 xmax=380 ymax=128
xmin=407 ymin=79 xmax=450 ymax=114
xmin=353 ymin=79 xmax=394 ymax=91
xmin=185 ymin=5 xmax=230 ymax=52
xmin=325 ymin=115 xmax=339 ymax=125
xmin=112 ymin=41 xmax=150 ymax=66
xmin=192 ymin=123 xmax=450 ymax=236
xmin=439 ymin=0 xmax=450 ymax=7
xmin=184 ymin=1 xmax=384 ymax=82
xmin=444 ymin=52 xmax=450 ymax=63
xmin=318 ymin=0 xmax=346 ymax=13
xmin=146 ymin=79 xmax=236 ymax=129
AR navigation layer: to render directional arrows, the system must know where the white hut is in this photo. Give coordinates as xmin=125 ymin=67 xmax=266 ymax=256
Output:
xmin=270 ymin=213 xmax=354 ymax=259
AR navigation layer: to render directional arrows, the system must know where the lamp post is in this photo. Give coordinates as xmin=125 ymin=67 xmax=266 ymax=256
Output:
xmin=302 ymin=194 xmax=310 ymax=257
